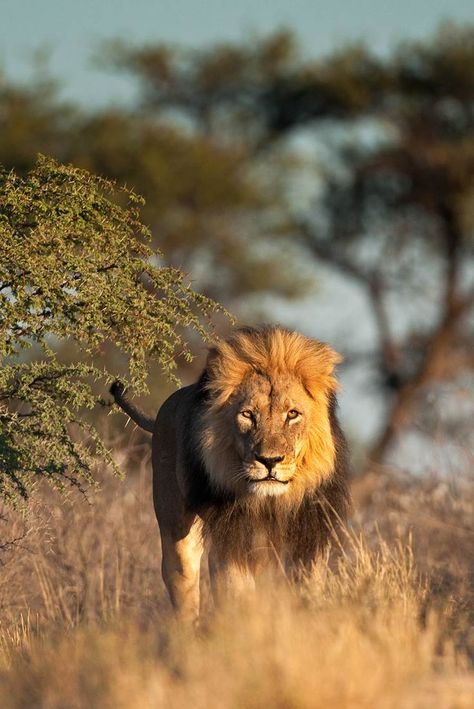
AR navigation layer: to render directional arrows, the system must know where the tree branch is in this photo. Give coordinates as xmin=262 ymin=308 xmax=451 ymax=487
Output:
xmin=297 ymin=220 xmax=401 ymax=382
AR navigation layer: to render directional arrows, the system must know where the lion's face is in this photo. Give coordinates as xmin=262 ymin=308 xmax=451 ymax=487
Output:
xmin=199 ymin=327 xmax=341 ymax=503
xmin=230 ymin=372 xmax=312 ymax=497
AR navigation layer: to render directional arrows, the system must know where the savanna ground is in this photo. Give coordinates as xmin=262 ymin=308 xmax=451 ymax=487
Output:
xmin=0 ymin=430 xmax=472 ymax=708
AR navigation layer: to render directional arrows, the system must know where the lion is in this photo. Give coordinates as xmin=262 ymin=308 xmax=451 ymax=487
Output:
xmin=111 ymin=326 xmax=350 ymax=622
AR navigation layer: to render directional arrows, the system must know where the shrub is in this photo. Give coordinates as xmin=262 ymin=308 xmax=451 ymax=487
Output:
xmin=0 ymin=155 xmax=219 ymax=501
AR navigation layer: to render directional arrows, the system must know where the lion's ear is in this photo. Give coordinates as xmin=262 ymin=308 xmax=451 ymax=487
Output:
xmin=205 ymin=343 xmax=229 ymax=378
xmin=204 ymin=342 xmax=248 ymax=408
xmin=298 ymin=341 xmax=343 ymax=397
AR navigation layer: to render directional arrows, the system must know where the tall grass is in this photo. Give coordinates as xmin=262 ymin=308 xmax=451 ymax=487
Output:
xmin=0 ymin=439 xmax=472 ymax=707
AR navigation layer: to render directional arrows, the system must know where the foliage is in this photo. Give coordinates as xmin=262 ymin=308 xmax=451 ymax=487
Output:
xmin=2 ymin=23 xmax=474 ymax=464
xmin=0 ymin=156 xmax=218 ymax=501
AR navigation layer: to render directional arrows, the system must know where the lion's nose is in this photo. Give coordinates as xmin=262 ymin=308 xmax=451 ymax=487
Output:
xmin=255 ymin=455 xmax=284 ymax=473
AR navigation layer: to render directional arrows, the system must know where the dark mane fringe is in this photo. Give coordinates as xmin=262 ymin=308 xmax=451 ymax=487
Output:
xmin=181 ymin=373 xmax=236 ymax=511
xmin=202 ymin=431 xmax=350 ymax=570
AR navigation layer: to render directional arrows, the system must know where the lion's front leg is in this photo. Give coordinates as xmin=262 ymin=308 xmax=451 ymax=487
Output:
xmin=160 ymin=518 xmax=203 ymax=624
xmin=208 ymin=549 xmax=256 ymax=607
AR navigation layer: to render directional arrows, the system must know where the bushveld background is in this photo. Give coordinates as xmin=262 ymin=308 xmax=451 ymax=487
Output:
xmin=1 ymin=2 xmax=474 ymax=706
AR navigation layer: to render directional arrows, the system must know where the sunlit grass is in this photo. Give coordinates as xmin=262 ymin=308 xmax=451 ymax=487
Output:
xmin=0 ymin=442 xmax=472 ymax=707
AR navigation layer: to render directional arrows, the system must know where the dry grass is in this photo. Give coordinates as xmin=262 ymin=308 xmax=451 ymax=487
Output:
xmin=0 ymin=437 xmax=472 ymax=708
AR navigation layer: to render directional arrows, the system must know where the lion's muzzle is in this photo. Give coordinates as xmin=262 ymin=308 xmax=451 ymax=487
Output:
xmin=245 ymin=457 xmax=294 ymax=495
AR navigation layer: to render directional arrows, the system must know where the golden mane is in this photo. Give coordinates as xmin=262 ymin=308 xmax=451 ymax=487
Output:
xmin=200 ymin=326 xmax=343 ymax=504
xmin=205 ymin=326 xmax=342 ymax=410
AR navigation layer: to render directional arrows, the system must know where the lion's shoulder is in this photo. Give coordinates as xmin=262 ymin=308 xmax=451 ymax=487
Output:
xmin=156 ymin=383 xmax=200 ymax=429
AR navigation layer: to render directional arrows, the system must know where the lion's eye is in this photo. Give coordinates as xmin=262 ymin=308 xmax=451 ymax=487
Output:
xmin=240 ymin=410 xmax=254 ymax=419
xmin=287 ymin=410 xmax=300 ymax=420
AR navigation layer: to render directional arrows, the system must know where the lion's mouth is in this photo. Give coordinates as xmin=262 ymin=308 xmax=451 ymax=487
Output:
xmin=247 ymin=475 xmax=291 ymax=485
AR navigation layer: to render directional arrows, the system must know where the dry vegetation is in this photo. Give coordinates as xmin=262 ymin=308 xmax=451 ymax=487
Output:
xmin=0 ymin=432 xmax=472 ymax=708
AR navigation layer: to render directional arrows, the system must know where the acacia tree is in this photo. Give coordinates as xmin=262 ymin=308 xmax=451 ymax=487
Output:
xmin=0 ymin=156 xmax=218 ymax=501
xmin=109 ymin=25 xmax=474 ymax=465
xmin=274 ymin=25 xmax=474 ymax=464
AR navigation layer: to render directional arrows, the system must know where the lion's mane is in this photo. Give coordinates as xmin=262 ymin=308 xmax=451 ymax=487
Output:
xmin=183 ymin=326 xmax=350 ymax=568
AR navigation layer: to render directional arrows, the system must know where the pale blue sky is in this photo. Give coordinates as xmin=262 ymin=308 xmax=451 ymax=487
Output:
xmin=1 ymin=0 xmax=474 ymax=106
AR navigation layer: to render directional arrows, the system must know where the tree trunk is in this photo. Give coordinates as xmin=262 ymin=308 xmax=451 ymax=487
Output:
xmin=367 ymin=384 xmax=418 ymax=466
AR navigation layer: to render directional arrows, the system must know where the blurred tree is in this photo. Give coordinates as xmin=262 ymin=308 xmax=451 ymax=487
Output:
xmin=0 ymin=66 xmax=306 ymax=306
xmin=0 ymin=72 xmax=74 ymax=172
xmin=107 ymin=24 xmax=474 ymax=465
xmin=0 ymin=156 xmax=217 ymax=501
xmin=2 ymin=24 xmax=474 ymax=466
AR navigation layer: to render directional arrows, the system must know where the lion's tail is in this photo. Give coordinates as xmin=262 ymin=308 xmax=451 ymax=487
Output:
xmin=110 ymin=381 xmax=155 ymax=433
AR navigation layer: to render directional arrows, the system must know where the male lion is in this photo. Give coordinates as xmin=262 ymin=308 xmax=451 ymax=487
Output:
xmin=111 ymin=326 xmax=350 ymax=622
